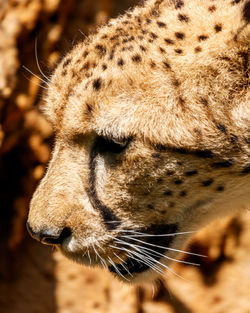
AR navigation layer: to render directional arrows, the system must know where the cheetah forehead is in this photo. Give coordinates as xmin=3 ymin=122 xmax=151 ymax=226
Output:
xmin=44 ymin=0 xmax=249 ymax=145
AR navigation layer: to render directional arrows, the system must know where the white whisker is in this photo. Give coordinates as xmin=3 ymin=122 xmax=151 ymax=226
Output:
xmin=110 ymin=243 xmax=164 ymax=275
xmin=114 ymin=237 xmax=199 ymax=267
xmin=108 ymin=257 xmax=130 ymax=282
xmin=120 ymin=236 xmax=206 ymax=258
xmin=113 ymin=252 xmax=133 ymax=277
xmin=118 ymin=230 xmax=196 ymax=237
xmin=22 ymin=65 xmax=49 ymax=87
xmin=35 ymin=38 xmax=52 ymax=83
xmin=87 ymin=248 xmax=92 ymax=265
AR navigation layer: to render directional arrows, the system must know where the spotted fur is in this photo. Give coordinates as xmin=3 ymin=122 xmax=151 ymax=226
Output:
xmin=27 ymin=0 xmax=250 ymax=283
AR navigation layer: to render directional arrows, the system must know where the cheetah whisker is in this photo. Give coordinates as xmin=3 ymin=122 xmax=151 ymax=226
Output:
xmin=35 ymin=37 xmax=52 ymax=84
xmin=110 ymin=244 xmax=164 ymax=276
xmin=92 ymin=240 xmax=108 ymax=269
xmin=22 ymin=65 xmax=49 ymax=88
xmin=119 ymin=236 xmax=207 ymax=258
xmin=117 ymin=230 xmax=196 ymax=237
xmin=113 ymin=237 xmax=200 ymax=267
xmin=113 ymin=252 xmax=134 ymax=277
xmin=87 ymin=248 xmax=92 ymax=265
xmin=108 ymin=256 xmax=130 ymax=282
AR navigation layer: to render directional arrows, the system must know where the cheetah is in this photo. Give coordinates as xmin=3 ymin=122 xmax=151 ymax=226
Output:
xmin=27 ymin=0 xmax=250 ymax=283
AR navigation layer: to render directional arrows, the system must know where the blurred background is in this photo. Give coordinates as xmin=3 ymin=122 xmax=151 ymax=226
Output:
xmin=1 ymin=1 xmax=250 ymax=312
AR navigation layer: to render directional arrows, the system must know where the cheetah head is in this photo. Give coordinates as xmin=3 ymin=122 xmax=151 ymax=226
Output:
xmin=27 ymin=0 xmax=250 ymax=283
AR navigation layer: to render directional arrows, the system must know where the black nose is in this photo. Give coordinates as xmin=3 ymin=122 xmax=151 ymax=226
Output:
xmin=26 ymin=222 xmax=71 ymax=245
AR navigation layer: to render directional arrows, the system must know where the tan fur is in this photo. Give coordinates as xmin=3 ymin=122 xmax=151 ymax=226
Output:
xmin=27 ymin=0 xmax=250 ymax=282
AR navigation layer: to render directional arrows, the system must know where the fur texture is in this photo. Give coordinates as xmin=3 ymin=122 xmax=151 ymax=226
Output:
xmin=27 ymin=0 xmax=250 ymax=283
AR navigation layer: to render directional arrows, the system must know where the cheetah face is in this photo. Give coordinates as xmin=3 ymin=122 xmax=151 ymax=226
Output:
xmin=27 ymin=0 xmax=250 ymax=283
xmin=27 ymin=75 xmax=249 ymax=282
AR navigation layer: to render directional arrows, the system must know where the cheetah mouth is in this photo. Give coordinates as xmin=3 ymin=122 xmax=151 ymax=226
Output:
xmin=108 ymin=223 xmax=178 ymax=276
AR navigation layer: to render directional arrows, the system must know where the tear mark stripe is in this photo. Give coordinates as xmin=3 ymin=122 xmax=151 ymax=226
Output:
xmin=88 ymin=141 xmax=121 ymax=230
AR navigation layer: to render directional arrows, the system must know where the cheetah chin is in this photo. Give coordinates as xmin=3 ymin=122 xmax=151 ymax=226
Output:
xmin=27 ymin=0 xmax=250 ymax=283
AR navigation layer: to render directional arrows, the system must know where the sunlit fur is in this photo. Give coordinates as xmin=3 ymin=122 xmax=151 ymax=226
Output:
xmin=28 ymin=0 xmax=250 ymax=283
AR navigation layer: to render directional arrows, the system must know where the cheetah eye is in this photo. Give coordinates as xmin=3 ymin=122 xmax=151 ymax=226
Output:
xmin=96 ymin=136 xmax=131 ymax=154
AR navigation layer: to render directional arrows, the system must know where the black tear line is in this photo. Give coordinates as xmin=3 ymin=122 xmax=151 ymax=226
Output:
xmin=88 ymin=142 xmax=121 ymax=230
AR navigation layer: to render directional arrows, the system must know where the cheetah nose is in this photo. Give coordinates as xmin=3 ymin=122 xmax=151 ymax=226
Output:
xmin=26 ymin=222 xmax=71 ymax=245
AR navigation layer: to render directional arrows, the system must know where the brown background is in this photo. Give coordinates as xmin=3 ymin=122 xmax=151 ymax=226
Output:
xmin=1 ymin=1 xmax=250 ymax=312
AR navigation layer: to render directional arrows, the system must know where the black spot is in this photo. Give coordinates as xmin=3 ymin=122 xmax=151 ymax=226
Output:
xmin=129 ymin=36 xmax=135 ymax=41
xmin=242 ymin=165 xmax=250 ymax=174
xmin=110 ymin=35 xmax=118 ymax=41
xmin=140 ymin=45 xmax=146 ymax=51
xmin=166 ymin=170 xmax=175 ymax=176
xmin=61 ymin=70 xmax=67 ymax=76
xmin=230 ymin=134 xmax=238 ymax=142
xmin=83 ymin=51 xmax=89 ymax=58
xmin=157 ymin=21 xmax=166 ymax=27
xmin=216 ymin=186 xmax=225 ymax=192
xmin=147 ymin=204 xmax=155 ymax=210
xmin=243 ymin=1 xmax=250 ymax=23
xmin=178 ymin=13 xmax=189 ymax=22
xmin=216 ymin=123 xmax=227 ymax=132
xmin=211 ymin=159 xmax=234 ymax=168
xmin=195 ymin=150 xmax=215 ymax=158
xmin=132 ymin=54 xmax=142 ymax=62
xmin=150 ymin=61 xmax=156 ymax=68
xmin=175 ymin=49 xmax=183 ymax=54
xmin=174 ymin=179 xmax=183 ymax=185
xmin=85 ymin=103 xmax=92 ymax=114
xmin=164 ymin=38 xmax=174 ymax=45
xmin=179 ymin=97 xmax=185 ymax=106
xmin=231 ymin=0 xmax=241 ymax=5
xmin=175 ymin=0 xmax=184 ymax=9
xmin=198 ymin=35 xmax=209 ymax=41
xmin=214 ymin=24 xmax=222 ymax=32
xmin=82 ymin=62 xmax=90 ymax=71
xmin=150 ymin=32 xmax=158 ymax=39
xmin=179 ymin=190 xmax=187 ymax=197
xmin=93 ymin=78 xmax=102 ymax=91
xmin=155 ymin=144 xmax=167 ymax=151
xmin=202 ymin=179 xmax=214 ymax=186
xmin=117 ymin=58 xmax=125 ymax=66
xmin=200 ymin=97 xmax=208 ymax=106
xmin=195 ymin=46 xmax=202 ymax=53
xmin=175 ymin=32 xmax=185 ymax=39
xmin=163 ymin=61 xmax=171 ymax=69
xmin=63 ymin=58 xmax=72 ymax=68
xmin=101 ymin=34 xmax=108 ymax=39
xmin=164 ymin=190 xmax=173 ymax=196
xmin=208 ymin=5 xmax=217 ymax=12
xmin=151 ymin=9 xmax=160 ymax=17
xmin=146 ymin=18 xmax=152 ymax=24
xmin=159 ymin=47 xmax=166 ymax=53
xmin=102 ymin=64 xmax=107 ymax=71
xmin=185 ymin=170 xmax=198 ymax=176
